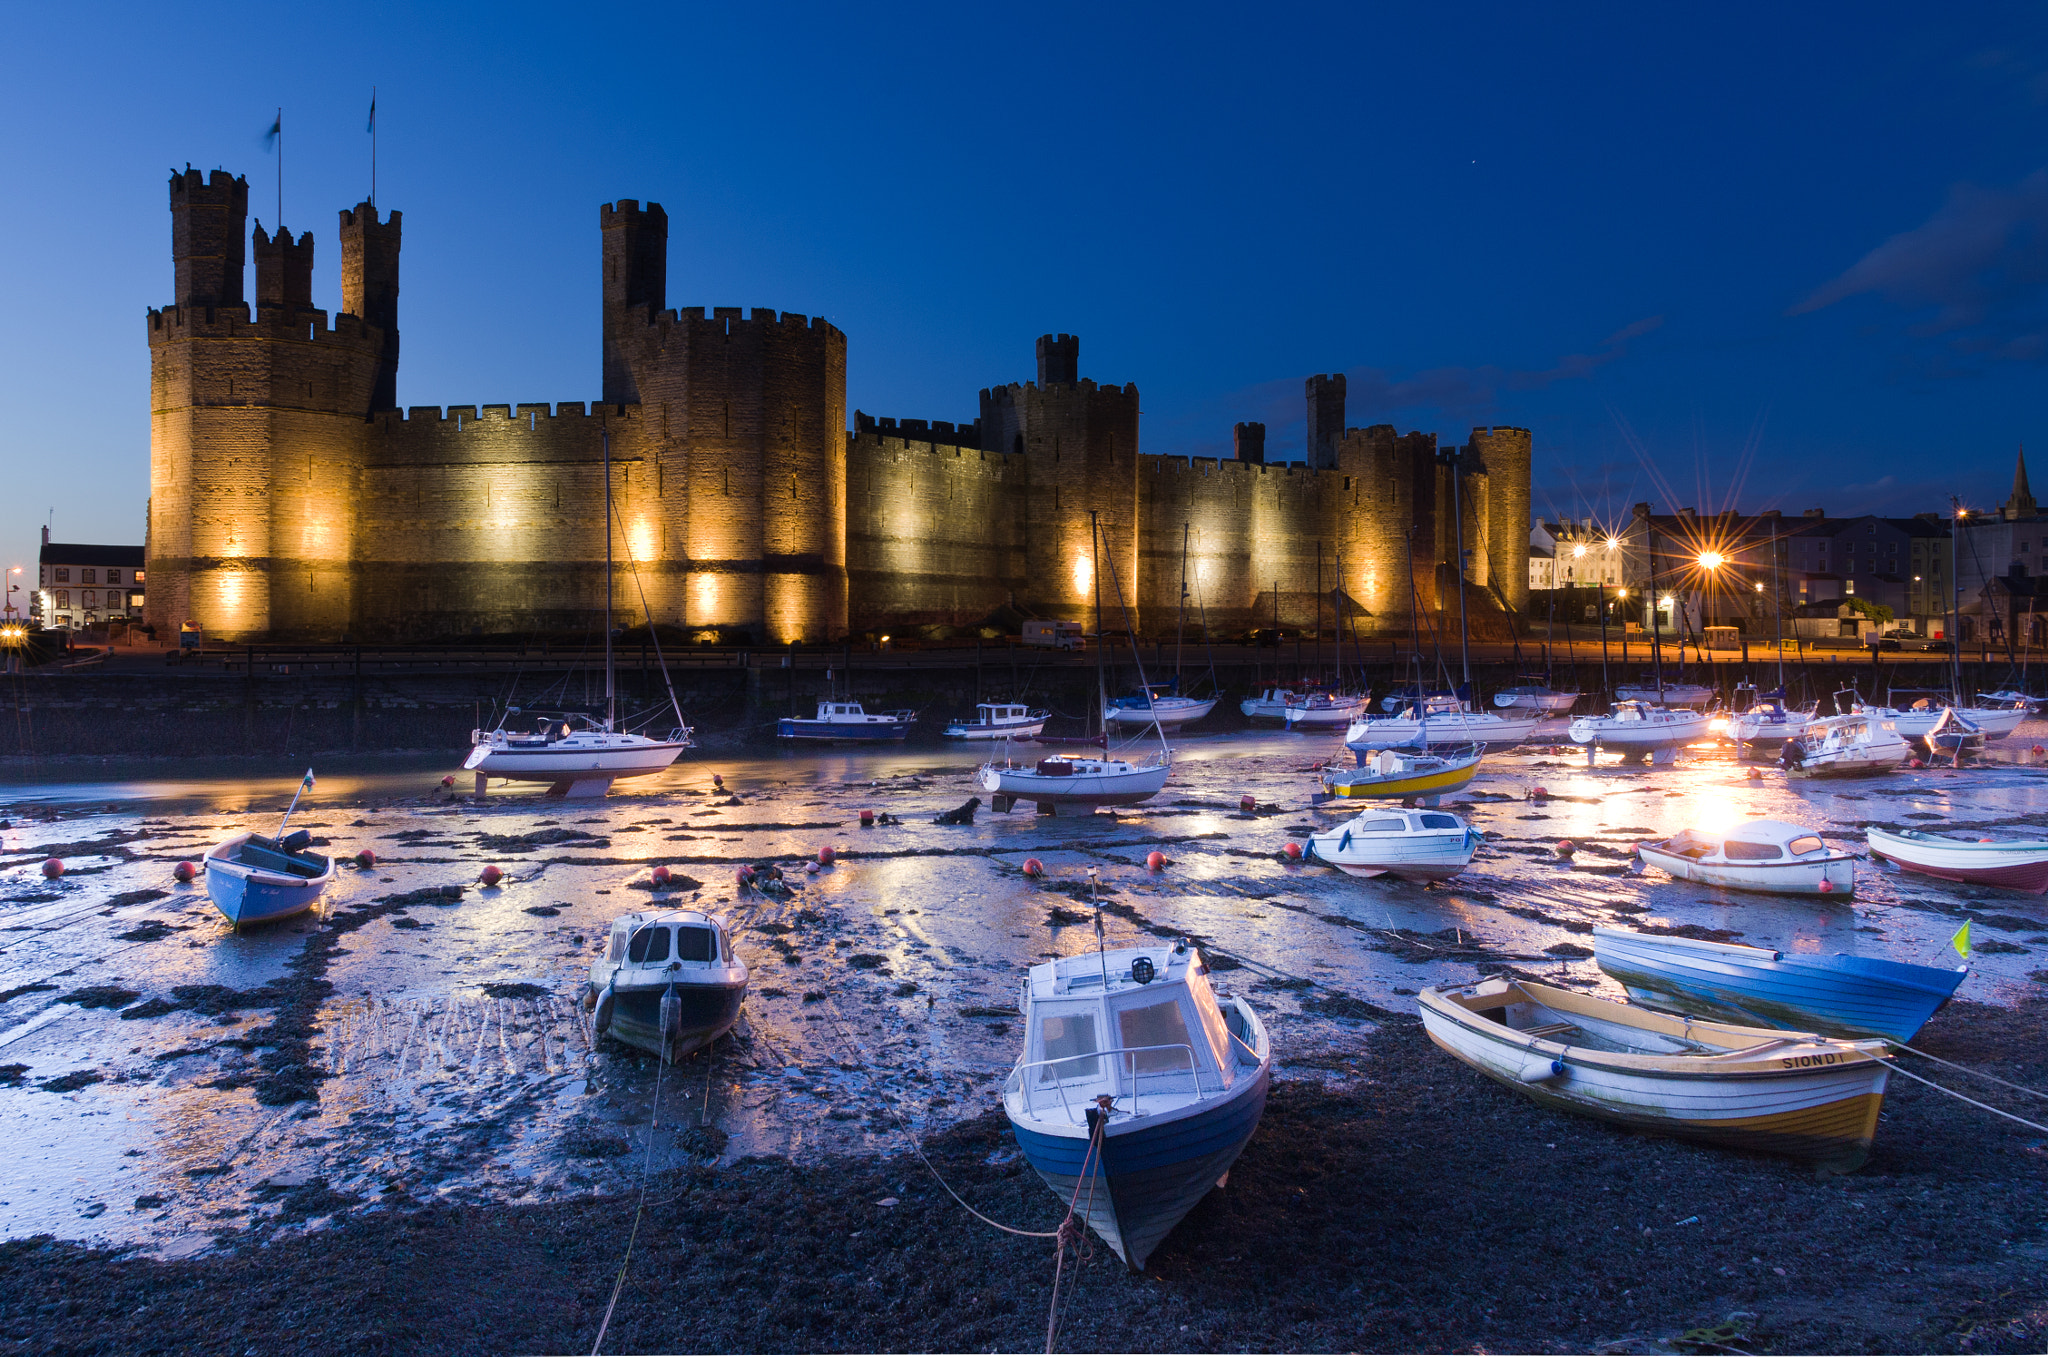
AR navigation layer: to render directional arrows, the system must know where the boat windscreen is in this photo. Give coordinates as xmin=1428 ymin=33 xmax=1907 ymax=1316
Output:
xmin=1419 ymin=813 xmax=1461 ymax=829
xmin=1038 ymin=1009 xmax=1101 ymax=1081
xmin=1723 ymin=841 xmax=1785 ymax=861
xmin=1355 ymin=818 xmax=1407 ymax=834
xmin=628 ymin=926 xmax=669 ymax=963
xmin=1117 ymin=998 xmax=1193 ymax=1074
xmin=1786 ymin=836 xmax=1826 ymax=857
xmin=676 ymin=926 xmax=714 ymax=962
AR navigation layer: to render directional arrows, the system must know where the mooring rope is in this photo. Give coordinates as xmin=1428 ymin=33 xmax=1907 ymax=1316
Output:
xmin=588 ymin=1032 xmax=669 ymax=1355
xmin=1887 ymin=1061 xmax=2048 ymax=1135
xmin=1044 ymin=1113 xmax=1105 ymax=1354
xmin=1890 ymin=1040 xmax=2048 ymax=1102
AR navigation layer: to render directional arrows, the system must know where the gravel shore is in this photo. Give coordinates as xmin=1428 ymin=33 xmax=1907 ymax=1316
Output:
xmin=8 ymin=995 xmax=2045 ymax=1355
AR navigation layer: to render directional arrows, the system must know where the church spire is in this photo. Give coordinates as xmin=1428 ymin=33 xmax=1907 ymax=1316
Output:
xmin=2005 ymin=443 xmax=2037 ymax=521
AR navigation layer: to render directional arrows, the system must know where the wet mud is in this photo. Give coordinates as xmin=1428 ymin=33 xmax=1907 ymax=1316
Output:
xmin=3 ymin=729 xmax=2048 ymax=1351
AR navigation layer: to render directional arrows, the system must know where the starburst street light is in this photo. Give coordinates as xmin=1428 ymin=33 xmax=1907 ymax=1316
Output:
xmin=1698 ymin=550 xmax=1726 ymax=570
xmin=1572 ymin=543 xmax=1588 ymax=558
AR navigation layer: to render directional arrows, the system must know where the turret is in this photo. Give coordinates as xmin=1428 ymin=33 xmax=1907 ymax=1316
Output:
xmin=601 ymin=199 xmax=668 ymax=404
xmin=169 ymin=167 xmax=248 ymax=308
xmin=1306 ymin=373 xmax=1346 ymax=470
xmin=252 ymin=221 xmax=314 ymax=309
xmin=340 ymin=202 xmax=401 ymax=410
xmin=1232 ymin=421 xmax=1266 ymax=464
xmin=1036 ymin=333 xmax=1079 ymax=386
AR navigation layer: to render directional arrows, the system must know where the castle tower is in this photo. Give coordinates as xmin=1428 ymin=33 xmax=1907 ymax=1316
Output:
xmin=1306 ymin=373 xmax=1346 ymax=470
xmin=1233 ymin=421 xmax=1266 ymax=464
xmin=253 ymin=222 xmax=314 ymax=310
xmin=340 ymin=202 xmax=401 ymax=411
xmin=1467 ymin=426 xmax=1533 ymax=614
xmin=980 ymin=334 xmax=1142 ymax=626
xmin=170 ymin=168 xmax=248 ymax=308
xmin=601 ymin=200 xmax=669 ymax=405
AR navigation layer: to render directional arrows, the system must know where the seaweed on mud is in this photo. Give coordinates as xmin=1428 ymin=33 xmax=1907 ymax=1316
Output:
xmin=38 ymin=1070 xmax=103 ymax=1093
xmin=376 ymin=885 xmax=466 ymax=906
xmin=1044 ymin=906 xmax=1089 ymax=926
xmin=1544 ymin=942 xmax=1596 ymax=958
xmin=846 ymin=954 xmax=889 ymax=971
xmin=390 ymin=918 xmax=430 ymax=930
xmin=521 ymin=905 xmax=561 ymax=917
xmin=1969 ymin=913 xmax=2047 ymax=933
xmin=104 ymin=889 xmax=171 ymax=909
xmin=475 ymin=828 xmax=611 ymax=851
xmin=627 ymin=875 xmax=705 ymax=892
xmin=1634 ymin=922 xmax=1743 ymax=942
xmin=1300 ymin=990 xmax=1398 ymax=1022
xmin=1976 ymin=940 xmax=2031 ymax=955
xmin=115 ymin=920 xmax=183 ymax=943
xmin=59 ymin=986 xmax=142 ymax=1010
xmin=482 ymin=982 xmax=550 ymax=999
xmin=560 ymin=1128 xmax=631 ymax=1158
xmin=0 ymin=1065 xmax=26 ymax=1087
xmin=675 ymin=1125 xmax=728 ymax=1159
xmin=0 ymin=983 xmax=56 ymax=1004
xmin=1499 ymin=905 xmax=1595 ymax=934
xmin=959 ymin=1006 xmax=1020 ymax=1018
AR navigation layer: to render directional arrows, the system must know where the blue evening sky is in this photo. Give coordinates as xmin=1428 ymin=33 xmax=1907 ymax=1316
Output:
xmin=5 ymin=2 xmax=2048 ymax=568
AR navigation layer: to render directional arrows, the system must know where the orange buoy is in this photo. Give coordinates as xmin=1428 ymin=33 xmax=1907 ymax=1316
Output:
xmin=172 ymin=861 xmax=198 ymax=882
xmin=651 ymin=865 xmax=672 ymax=887
xmin=1282 ymin=842 xmax=1302 ymax=861
xmin=41 ymin=858 xmax=63 ymax=878
xmin=355 ymin=849 xmax=377 ymax=869
xmin=1022 ymin=857 xmax=1044 ymax=878
xmin=1146 ymin=850 xmax=1167 ymax=871
xmin=818 ymin=845 xmax=836 ymax=866
xmin=479 ymin=864 xmax=503 ymax=887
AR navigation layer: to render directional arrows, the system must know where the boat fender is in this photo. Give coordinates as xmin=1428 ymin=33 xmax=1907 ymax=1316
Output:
xmin=1130 ymin=956 xmax=1156 ymax=985
xmin=593 ymin=984 xmax=616 ymax=1035
xmin=1518 ymin=1055 xmax=1569 ymax=1084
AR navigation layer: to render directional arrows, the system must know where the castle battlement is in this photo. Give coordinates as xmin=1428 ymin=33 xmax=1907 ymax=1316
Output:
xmin=145 ymin=303 xmax=383 ymax=349
xmin=851 ymin=412 xmax=982 ymax=446
xmin=373 ymin=402 xmax=640 ymax=428
xmin=640 ymin=305 xmax=844 ymax=339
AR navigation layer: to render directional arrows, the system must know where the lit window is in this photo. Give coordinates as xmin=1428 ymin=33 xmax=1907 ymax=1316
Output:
xmin=134 ymin=570 xmax=144 ymax=583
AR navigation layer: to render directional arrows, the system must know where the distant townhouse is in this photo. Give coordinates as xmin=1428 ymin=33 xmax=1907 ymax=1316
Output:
xmin=38 ymin=530 xmax=146 ymax=629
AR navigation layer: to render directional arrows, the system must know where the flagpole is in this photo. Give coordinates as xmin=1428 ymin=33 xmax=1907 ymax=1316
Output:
xmin=371 ymin=87 xmax=377 ymax=208
xmin=276 ymin=107 xmax=283 ymax=230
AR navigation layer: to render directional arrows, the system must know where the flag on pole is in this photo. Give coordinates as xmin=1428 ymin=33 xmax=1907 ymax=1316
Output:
xmin=366 ymin=95 xmax=376 ymax=133
xmin=262 ymin=114 xmax=280 ymax=152
xmin=300 ymin=768 xmax=316 ymax=792
xmin=1950 ymin=920 xmax=1972 ymax=957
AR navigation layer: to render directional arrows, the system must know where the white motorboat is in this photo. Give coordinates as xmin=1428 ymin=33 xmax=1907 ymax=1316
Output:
xmin=1418 ymin=976 xmax=1892 ymax=1172
xmin=1345 ymin=696 xmax=1540 ymax=750
xmin=1635 ymin=819 xmax=1856 ymax=896
xmin=465 ymin=428 xmax=692 ymax=797
xmin=1567 ymin=700 xmax=1711 ymax=764
xmin=1781 ymin=710 xmax=1909 ymax=778
xmin=1615 ymin=681 xmax=1716 ymax=708
xmin=1728 ymin=697 xmax=1814 ymax=751
xmin=943 ymin=702 xmax=1050 ymax=741
xmin=1104 ymin=683 xmax=1216 ymax=732
xmin=1867 ymin=825 xmax=2048 ymax=894
xmin=1316 ymin=742 xmax=1484 ymax=805
xmin=1282 ymin=690 xmax=1370 ymax=729
xmin=1003 ymin=941 xmax=1271 ymax=1271
xmin=1379 ymin=683 xmax=1458 ymax=713
xmin=1492 ymin=684 xmax=1580 ymax=714
xmin=778 ymin=698 xmax=917 ymax=742
xmin=466 ymin=711 xmax=691 ymax=796
xmin=1240 ymin=686 xmax=1307 ymax=722
xmin=1980 ymin=689 xmax=2047 ymax=713
xmin=585 ymin=909 xmax=748 ymax=1064
xmin=1304 ymin=806 xmax=1483 ymax=882
xmin=1867 ymin=690 xmax=2023 ymax=741
xmin=1964 ymin=699 xmax=2030 ymax=739
xmin=981 ymin=752 xmax=1172 ymax=816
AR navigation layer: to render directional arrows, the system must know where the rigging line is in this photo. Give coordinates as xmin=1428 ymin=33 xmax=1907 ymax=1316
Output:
xmin=1889 ymin=1040 xmax=2048 ymax=1102
xmin=1044 ymin=1115 xmax=1106 ymax=1354
xmin=607 ymin=489 xmax=692 ymax=738
xmin=588 ymin=1042 xmax=669 ymax=1355
xmin=1886 ymin=1061 xmax=2048 ymax=1135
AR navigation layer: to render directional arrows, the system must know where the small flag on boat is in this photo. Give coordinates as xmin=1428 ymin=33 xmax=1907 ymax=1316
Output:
xmin=300 ymin=769 xmax=316 ymax=791
xmin=1951 ymin=920 xmax=1972 ymax=956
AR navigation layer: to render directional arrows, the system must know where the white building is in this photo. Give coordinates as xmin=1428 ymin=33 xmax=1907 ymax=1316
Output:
xmin=38 ymin=530 xmax=145 ymax=629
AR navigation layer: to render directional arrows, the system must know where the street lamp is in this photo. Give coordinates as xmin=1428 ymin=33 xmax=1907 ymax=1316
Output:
xmin=0 ymin=622 xmax=24 ymax=675
xmin=4 ymin=565 xmax=19 ymax=621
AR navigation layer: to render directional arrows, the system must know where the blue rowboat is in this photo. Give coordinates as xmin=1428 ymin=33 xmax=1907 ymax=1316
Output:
xmin=1593 ymin=927 xmax=1967 ymax=1043
xmin=776 ymin=699 xmax=916 ymax=742
xmin=203 ymin=830 xmax=336 ymax=927
xmin=1004 ymin=942 xmax=1271 ymax=1270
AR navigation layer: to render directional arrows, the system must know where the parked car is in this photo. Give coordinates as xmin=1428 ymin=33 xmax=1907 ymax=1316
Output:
xmin=1883 ymin=628 xmax=1951 ymax=653
xmin=1243 ymin=628 xmax=1298 ymax=647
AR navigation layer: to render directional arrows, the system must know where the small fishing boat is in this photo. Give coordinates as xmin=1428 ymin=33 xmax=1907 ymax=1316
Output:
xmin=943 ymin=702 xmax=1050 ymax=741
xmin=1418 ymin=976 xmax=1892 ymax=1171
xmin=1634 ymin=818 xmax=1856 ymax=896
xmin=1980 ymin=689 xmax=2046 ymax=713
xmin=1870 ymin=689 xmax=2023 ymax=741
xmin=1240 ymin=686 xmax=1307 ymax=722
xmin=1615 ymin=680 xmax=1716 ymax=708
xmin=1781 ymin=710 xmax=1909 ymax=777
xmin=980 ymin=752 xmax=1172 ymax=815
xmin=1492 ymin=683 xmax=1580 ymax=714
xmin=1304 ymin=806 xmax=1483 ymax=881
xmin=1004 ymin=940 xmax=1271 ymax=1270
xmin=202 ymin=768 xmax=336 ymax=927
xmin=1379 ymin=682 xmax=1458 ymax=713
xmin=1867 ymin=825 xmax=2048 ymax=894
xmin=1591 ymin=927 xmax=1968 ymax=1043
xmin=1282 ymin=690 xmax=1370 ymax=729
xmin=1346 ymin=696 xmax=1540 ymax=750
xmin=1104 ymin=682 xmax=1216 ymax=733
xmin=467 ymin=709 xmax=692 ymax=795
xmin=1567 ymin=701 xmax=1712 ymax=763
xmin=586 ymin=909 xmax=749 ymax=1063
xmin=1728 ymin=696 xmax=1814 ymax=751
xmin=1922 ymin=706 xmax=1987 ymax=761
xmin=1315 ymin=742 xmax=1484 ymax=805
xmin=777 ymin=699 xmax=917 ymax=742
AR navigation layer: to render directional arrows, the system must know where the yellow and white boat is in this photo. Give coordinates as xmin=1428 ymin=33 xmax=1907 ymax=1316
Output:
xmin=1418 ymin=976 xmax=1891 ymax=1171
xmin=1314 ymin=742 xmax=1483 ymax=805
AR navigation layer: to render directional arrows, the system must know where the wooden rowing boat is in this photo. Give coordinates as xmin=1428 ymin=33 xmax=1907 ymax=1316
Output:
xmin=1866 ymin=826 xmax=2048 ymax=894
xmin=1418 ymin=976 xmax=1891 ymax=1171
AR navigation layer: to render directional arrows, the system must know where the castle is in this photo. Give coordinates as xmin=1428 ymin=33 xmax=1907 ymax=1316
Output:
xmin=145 ymin=170 xmax=1532 ymax=644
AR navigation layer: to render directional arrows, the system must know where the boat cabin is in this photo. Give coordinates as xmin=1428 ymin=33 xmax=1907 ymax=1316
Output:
xmin=1657 ymin=819 xmax=1834 ymax=864
xmin=595 ymin=910 xmax=739 ymax=987
xmin=1012 ymin=944 xmax=1257 ymax=1124
xmin=975 ymin=703 xmax=1033 ymax=724
xmin=1031 ymin=756 xmax=1138 ymax=776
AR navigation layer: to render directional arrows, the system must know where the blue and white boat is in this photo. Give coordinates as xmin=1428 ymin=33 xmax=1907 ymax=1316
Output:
xmin=776 ymin=699 xmax=917 ymax=742
xmin=203 ymin=829 xmax=336 ymax=927
xmin=1592 ymin=927 xmax=1968 ymax=1043
xmin=1004 ymin=941 xmax=1271 ymax=1270
xmin=1103 ymin=680 xmax=1217 ymax=733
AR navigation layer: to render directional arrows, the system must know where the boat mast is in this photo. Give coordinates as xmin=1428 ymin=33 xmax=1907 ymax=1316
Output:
xmin=1100 ymin=514 xmax=1169 ymax=759
xmin=1773 ymin=530 xmax=1786 ymax=697
xmin=603 ymin=427 xmax=615 ymax=732
xmin=1646 ymin=509 xmax=1665 ymax=701
xmin=1093 ymin=512 xmax=1107 ymax=743
xmin=1177 ymin=522 xmax=1189 ymax=691
xmin=1951 ymin=496 xmax=1964 ymax=705
xmin=1447 ymin=451 xmax=1472 ymax=699
xmin=1314 ymin=542 xmax=1325 ymax=688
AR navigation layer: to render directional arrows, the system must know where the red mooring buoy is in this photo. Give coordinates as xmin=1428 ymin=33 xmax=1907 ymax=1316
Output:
xmin=1146 ymin=851 xmax=1167 ymax=871
xmin=355 ymin=849 xmax=377 ymax=869
xmin=1282 ymin=842 xmax=1302 ymax=861
xmin=172 ymin=861 xmax=197 ymax=882
xmin=41 ymin=858 xmax=64 ymax=878
xmin=651 ymin=865 xmax=672 ymax=887
xmin=818 ymin=845 xmax=836 ymax=866
xmin=479 ymin=864 xmax=503 ymax=887
xmin=1240 ymin=794 xmax=1257 ymax=813
xmin=1022 ymin=857 xmax=1044 ymax=878
xmin=1556 ymin=840 xmax=1576 ymax=858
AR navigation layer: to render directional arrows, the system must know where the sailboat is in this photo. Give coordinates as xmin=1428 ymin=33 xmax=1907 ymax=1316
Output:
xmin=464 ymin=430 xmax=693 ymax=797
xmin=1103 ymin=525 xmax=1218 ymax=733
xmin=982 ymin=512 xmax=1172 ymax=816
xmin=1282 ymin=544 xmax=1369 ymax=729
